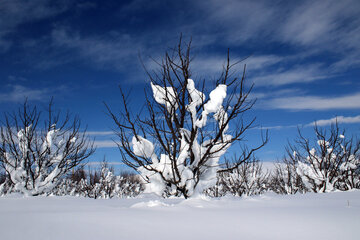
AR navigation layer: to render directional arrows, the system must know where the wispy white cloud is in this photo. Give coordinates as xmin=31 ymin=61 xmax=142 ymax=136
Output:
xmin=189 ymin=53 xmax=331 ymax=88
xmin=306 ymin=115 xmax=360 ymax=127
xmin=197 ymin=0 xmax=278 ymax=44
xmin=7 ymin=75 xmax=27 ymax=82
xmin=190 ymin=56 xmax=227 ymax=77
xmin=93 ymin=140 xmax=119 ymax=148
xmin=195 ymin=0 xmax=360 ymax=71
xmin=277 ymin=0 xmax=360 ymax=70
xmin=250 ymin=88 xmax=304 ymax=102
xmin=87 ymin=131 xmax=115 ymax=136
xmin=258 ymin=115 xmax=360 ymax=130
xmin=51 ymin=28 xmax=142 ymax=71
xmin=279 ymin=0 xmax=360 ymax=48
xmin=254 ymin=125 xmax=297 ymax=130
xmin=262 ymin=92 xmax=360 ymax=111
xmin=250 ymin=64 xmax=328 ymax=86
xmin=147 ymin=53 xmax=284 ymax=81
xmin=331 ymin=52 xmax=360 ymax=71
xmin=280 ymin=1 xmax=339 ymax=46
xmin=1 ymin=0 xmax=358 ymax=90
xmin=244 ymin=55 xmax=284 ymax=70
xmin=0 ymin=0 xmax=72 ymax=51
xmin=0 ymin=85 xmax=51 ymax=103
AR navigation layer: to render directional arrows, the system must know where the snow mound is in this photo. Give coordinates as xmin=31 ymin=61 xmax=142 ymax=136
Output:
xmin=131 ymin=200 xmax=173 ymax=208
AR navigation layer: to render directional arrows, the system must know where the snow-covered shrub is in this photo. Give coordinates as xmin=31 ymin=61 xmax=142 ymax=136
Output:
xmin=337 ymin=153 xmax=360 ymax=190
xmin=97 ymin=164 xmax=116 ymax=198
xmin=0 ymin=171 xmax=5 ymax=185
xmin=135 ymin=81 xmax=232 ymax=198
xmin=106 ymin=39 xmax=267 ymax=198
xmin=0 ymin=100 xmax=95 ymax=196
xmin=206 ymin=161 xmax=269 ymax=197
xmin=51 ymin=165 xmax=144 ymax=198
xmin=52 ymin=178 xmax=79 ymax=196
xmin=88 ymin=163 xmax=144 ymax=198
xmin=0 ymin=170 xmax=10 ymax=195
xmin=0 ymin=178 xmax=13 ymax=196
xmin=113 ymin=173 xmax=144 ymax=198
xmin=286 ymin=124 xmax=360 ymax=193
xmin=269 ymin=160 xmax=308 ymax=194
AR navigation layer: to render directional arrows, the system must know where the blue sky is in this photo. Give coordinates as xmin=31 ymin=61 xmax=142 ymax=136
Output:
xmin=0 ymin=0 xmax=359 ymax=168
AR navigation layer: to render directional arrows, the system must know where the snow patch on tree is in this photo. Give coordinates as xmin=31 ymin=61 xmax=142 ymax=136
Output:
xmin=151 ymin=82 xmax=178 ymax=113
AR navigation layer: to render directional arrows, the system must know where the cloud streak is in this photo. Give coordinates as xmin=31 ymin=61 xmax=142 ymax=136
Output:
xmin=250 ymin=64 xmax=328 ymax=86
xmin=87 ymin=131 xmax=115 ymax=136
xmin=0 ymin=85 xmax=52 ymax=103
xmin=259 ymin=114 xmax=360 ymax=130
xmin=0 ymin=0 xmax=72 ymax=51
xmin=262 ymin=92 xmax=360 ymax=111
xmin=93 ymin=140 xmax=119 ymax=148
xmin=0 ymin=0 xmax=358 ymax=94
xmin=306 ymin=115 xmax=360 ymax=127
xmin=51 ymin=28 xmax=143 ymax=71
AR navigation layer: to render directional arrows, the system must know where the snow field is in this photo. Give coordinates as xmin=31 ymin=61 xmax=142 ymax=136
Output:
xmin=0 ymin=190 xmax=359 ymax=240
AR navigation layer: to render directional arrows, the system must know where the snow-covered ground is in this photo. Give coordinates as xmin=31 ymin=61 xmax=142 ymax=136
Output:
xmin=0 ymin=191 xmax=359 ymax=240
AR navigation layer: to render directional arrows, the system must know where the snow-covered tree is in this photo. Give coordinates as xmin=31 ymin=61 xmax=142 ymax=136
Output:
xmin=0 ymin=100 xmax=95 ymax=196
xmin=97 ymin=163 xmax=116 ymax=198
xmin=269 ymin=159 xmax=307 ymax=195
xmin=286 ymin=124 xmax=360 ymax=193
xmin=106 ymin=38 xmax=267 ymax=198
xmin=206 ymin=160 xmax=269 ymax=197
xmin=51 ymin=164 xmax=143 ymax=198
xmin=338 ymin=154 xmax=360 ymax=190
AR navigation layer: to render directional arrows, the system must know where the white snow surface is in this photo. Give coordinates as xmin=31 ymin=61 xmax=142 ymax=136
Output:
xmin=132 ymin=136 xmax=156 ymax=160
xmin=151 ymin=82 xmax=178 ymax=113
xmin=0 ymin=191 xmax=359 ymax=240
xmin=195 ymin=84 xmax=227 ymax=128
xmin=186 ymin=78 xmax=205 ymax=123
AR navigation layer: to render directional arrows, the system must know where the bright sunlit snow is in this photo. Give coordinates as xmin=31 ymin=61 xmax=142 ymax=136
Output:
xmin=0 ymin=191 xmax=359 ymax=240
